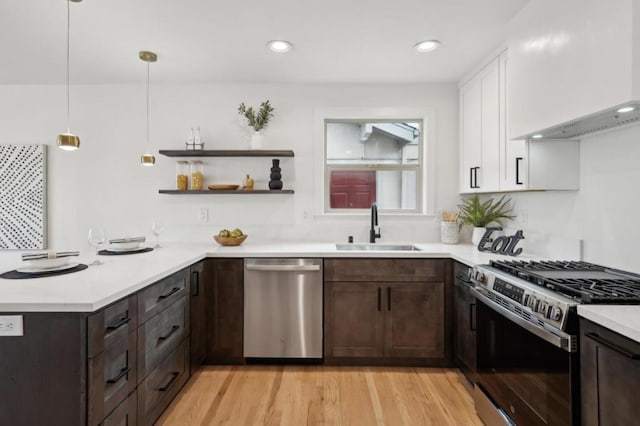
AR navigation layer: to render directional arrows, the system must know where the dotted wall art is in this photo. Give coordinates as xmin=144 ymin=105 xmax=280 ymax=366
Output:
xmin=0 ymin=144 xmax=47 ymax=249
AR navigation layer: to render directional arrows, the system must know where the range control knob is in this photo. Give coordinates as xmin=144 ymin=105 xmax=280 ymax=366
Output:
xmin=472 ymin=270 xmax=486 ymax=284
xmin=539 ymin=301 xmax=549 ymax=314
xmin=548 ymin=306 xmax=563 ymax=321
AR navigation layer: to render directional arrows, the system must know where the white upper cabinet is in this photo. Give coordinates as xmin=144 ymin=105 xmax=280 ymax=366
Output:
xmin=459 ymin=54 xmax=501 ymax=193
xmin=460 ymin=49 xmax=580 ymax=194
xmin=507 ymin=0 xmax=640 ymax=140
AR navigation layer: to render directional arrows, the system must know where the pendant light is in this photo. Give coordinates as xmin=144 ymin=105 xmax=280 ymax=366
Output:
xmin=57 ymin=0 xmax=82 ymax=151
xmin=140 ymin=51 xmax=157 ymax=166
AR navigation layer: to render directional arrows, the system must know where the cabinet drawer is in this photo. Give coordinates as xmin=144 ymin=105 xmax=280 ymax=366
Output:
xmin=138 ymin=269 xmax=188 ymax=324
xmin=88 ymin=330 xmax=137 ymax=425
xmin=324 ymin=258 xmax=444 ymax=282
xmin=138 ymin=340 xmax=189 ymax=426
xmin=138 ymin=297 xmax=189 ymax=380
xmin=88 ymin=295 xmax=138 ymax=358
xmin=101 ymin=390 xmax=137 ymax=426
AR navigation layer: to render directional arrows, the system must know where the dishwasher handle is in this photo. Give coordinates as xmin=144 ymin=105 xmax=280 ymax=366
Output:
xmin=246 ymin=264 xmax=321 ymax=272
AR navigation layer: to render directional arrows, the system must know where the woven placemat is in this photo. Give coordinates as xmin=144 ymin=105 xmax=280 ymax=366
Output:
xmin=99 ymin=247 xmax=154 ymax=256
xmin=0 ymin=264 xmax=89 ymax=280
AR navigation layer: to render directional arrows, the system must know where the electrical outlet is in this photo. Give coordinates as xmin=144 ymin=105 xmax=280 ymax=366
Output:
xmin=198 ymin=207 xmax=209 ymax=224
xmin=0 ymin=315 xmax=23 ymax=336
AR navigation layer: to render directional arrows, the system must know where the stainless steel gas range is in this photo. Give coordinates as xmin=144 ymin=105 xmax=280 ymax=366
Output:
xmin=469 ymin=260 xmax=640 ymax=426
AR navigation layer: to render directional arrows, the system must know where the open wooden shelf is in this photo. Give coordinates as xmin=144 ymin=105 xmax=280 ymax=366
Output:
xmin=159 ymin=150 xmax=294 ymax=157
xmin=159 ymin=189 xmax=294 ymax=195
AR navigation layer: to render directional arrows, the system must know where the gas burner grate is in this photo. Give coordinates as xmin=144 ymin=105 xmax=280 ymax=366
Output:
xmin=489 ymin=260 xmax=640 ymax=304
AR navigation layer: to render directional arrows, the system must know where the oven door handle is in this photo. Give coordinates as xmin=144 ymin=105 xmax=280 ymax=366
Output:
xmin=471 ymin=287 xmax=576 ymax=353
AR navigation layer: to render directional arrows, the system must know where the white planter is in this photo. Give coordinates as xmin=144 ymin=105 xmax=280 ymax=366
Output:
xmin=471 ymin=227 xmax=486 ymax=246
xmin=250 ymin=131 xmax=264 ymax=149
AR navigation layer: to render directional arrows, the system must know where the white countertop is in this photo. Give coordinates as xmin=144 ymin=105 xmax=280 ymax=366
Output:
xmin=0 ymin=241 xmax=539 ymax=312
xmin=578 ymin=305 xmax=640 ymax=343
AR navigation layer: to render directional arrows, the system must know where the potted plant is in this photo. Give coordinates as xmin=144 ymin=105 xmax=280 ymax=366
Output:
xmin=458 ymin=194 xmax=515 ymax=245
xmin=238 ymin=100 xmax=275 ymax=149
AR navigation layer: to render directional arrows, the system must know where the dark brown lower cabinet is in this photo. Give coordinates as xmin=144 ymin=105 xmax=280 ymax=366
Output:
xmin=453 ymin=261 xmax=476 ymax=382
xmin=205 ymin=258 xmax=244 ymax=363
xmin=190 ymin=261 xmax=207 ymax=372
xmin=324 ymin=258 xmax=451 ymax=366
xmin=103 ymin=390 xmax=137 ymax=426
xmin=580 ymin=318 xmax=640 ymax=426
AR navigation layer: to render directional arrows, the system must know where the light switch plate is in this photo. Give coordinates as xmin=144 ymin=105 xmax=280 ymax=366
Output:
xmin=0 ymin=315 xmax=24 ymax=336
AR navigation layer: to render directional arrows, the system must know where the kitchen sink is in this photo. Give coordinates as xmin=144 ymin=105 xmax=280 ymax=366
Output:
xmin=335 ymin=243 xmax=421 ymax=251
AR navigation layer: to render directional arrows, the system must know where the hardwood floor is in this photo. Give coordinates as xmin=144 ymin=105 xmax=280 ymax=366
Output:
xmin=157 ymin=366 xmax=481 ymax=425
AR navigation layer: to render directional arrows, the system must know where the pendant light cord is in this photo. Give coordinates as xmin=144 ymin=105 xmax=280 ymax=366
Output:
xmin=66 ymin=0 xmax=71 ymax=133
xmin=146 ymin=60 xmax=150 ymax=147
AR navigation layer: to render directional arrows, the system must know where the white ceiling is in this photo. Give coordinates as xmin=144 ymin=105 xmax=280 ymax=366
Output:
xmin=0 ymin=0 xmax=529 ymax=85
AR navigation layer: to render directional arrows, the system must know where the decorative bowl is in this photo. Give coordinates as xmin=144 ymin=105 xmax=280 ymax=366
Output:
xmin=208 ymin=184 xmax=240 ymax=190
xmin=214 ymin=234 xmax=248 ymax=246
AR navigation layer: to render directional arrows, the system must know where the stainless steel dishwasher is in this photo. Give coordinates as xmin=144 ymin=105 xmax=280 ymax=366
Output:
xmin=244 ymin=258 xmax=323 ymax=359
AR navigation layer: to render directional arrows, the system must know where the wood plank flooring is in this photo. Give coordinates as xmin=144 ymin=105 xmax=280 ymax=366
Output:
xmin=157 ymin=366 xmax=481 ymax=426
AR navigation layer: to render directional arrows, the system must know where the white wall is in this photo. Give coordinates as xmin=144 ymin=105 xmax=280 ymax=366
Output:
xmin=0 ymin=83 xmax=460 ymax=252
xmin=508 ymin=123 xmax=640 ymax=273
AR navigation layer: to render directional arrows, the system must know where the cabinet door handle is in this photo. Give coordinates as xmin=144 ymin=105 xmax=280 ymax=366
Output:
xmin=157 ymin=287 xmax=180 ymax=301
xmin=474 ymin=167 xmax=480 ymax=188
xmin=158 ymin=325 xmax=180 ymax=342
xmin=387 ymin=287 xmax=392 ymax=311
xmin=106 ymin=367 xmax=131 ymax=384
xmin=584 ymin=332 xmax=640 ymax=359
xmin=515 ymin=157 xmax=523 ymax=185
xmin=470 ymin=303 xmax=476 ymax=331
xmin=469 ymin=167 xmax=474 ymax=189
xmin=106 ymin=316 xmax=130 ymax=331
xmin=377 ymin=287 xmax=381 ymax=311
xmin=157 ymin=372 xmax=180 ymax=392
xmin=192 ymin=271 xmax=200 ymax=296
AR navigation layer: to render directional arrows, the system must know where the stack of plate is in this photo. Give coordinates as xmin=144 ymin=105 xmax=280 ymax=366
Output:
xmin=105 ymin=237 xmax=146 ymax=253
xmin=18 ymin=256 xmax=78 ymax=274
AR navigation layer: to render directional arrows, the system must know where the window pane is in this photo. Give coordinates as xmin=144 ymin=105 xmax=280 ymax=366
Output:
xmin=325 ymin=120 xmax=422 ymax=213
xmin=328 ymin=169 xmax=417 ymax=210
xmin=326 ymin=122 xmax=420 ymax=165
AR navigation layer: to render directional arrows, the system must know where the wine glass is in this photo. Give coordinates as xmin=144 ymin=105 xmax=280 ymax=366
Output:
xmin=87 ymin=227 xmax=106 ymax=266
xmin=151 ymin=220 xmax=165 ymax=248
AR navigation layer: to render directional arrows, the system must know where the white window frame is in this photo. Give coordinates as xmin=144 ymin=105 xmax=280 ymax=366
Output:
xmin=313 ymin=107 xmax=436 ymax=217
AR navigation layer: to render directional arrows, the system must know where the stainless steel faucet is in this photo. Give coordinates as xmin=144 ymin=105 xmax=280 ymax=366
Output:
xmin=369 ymin=202 xmax=381 ymax=243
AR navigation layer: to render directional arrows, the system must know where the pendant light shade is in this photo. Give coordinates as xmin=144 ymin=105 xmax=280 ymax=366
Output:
xmin=140 ymin=50 xmax=158 ymax=166
xmin=57 ymin=0 xmax=82 ymax=151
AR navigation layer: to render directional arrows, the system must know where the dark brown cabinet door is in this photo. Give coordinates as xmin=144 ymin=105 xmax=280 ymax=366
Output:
xmin=325 ymin=282 xmax=384 ymax=358
xmin=205 ymin=258 xmax=244 ymax=363
xmin=581 ymin=319 xmax=640 ymax=426
xmin=384 ymin=282 xmax=445 ymax=359
xmin=189 ymin=261 xmax=207 ymax=372
xmin=454 ymin=280 xmax=476 ymax=379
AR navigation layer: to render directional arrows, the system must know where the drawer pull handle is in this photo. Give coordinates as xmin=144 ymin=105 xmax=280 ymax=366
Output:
xmin=106 ymin=316 xmax=130 ymax=331
xmin=106 ymin=367 xmax=130 ymax=384
xmin=158 ymin=325 xmax=180 ymax=342
xmin=158 ymin=287 xmax=180 ymax=301
xmin=585 ymin=332 xmax=640 ymax=359
xmin=192 ymin=271 xmax=200 ymax=296
xmin=157 ymin=372 xmax=180 ymax=392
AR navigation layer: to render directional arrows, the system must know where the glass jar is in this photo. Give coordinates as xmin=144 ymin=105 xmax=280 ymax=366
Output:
xmin=176 ymin=161 xmax=189 ymax=190
xmin=190 ymin=160 xmax=204 ymax=190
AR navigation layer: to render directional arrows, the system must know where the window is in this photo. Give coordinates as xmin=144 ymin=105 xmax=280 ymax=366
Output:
xmin=324 ymin=120 xmax=423 ymax=213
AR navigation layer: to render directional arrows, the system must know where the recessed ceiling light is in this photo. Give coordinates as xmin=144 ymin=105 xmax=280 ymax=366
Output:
xmin=617 ymin=106 xmax=635 ymax=113
xmin=267 ymin=40 xmax=293 ymax=53
xmin=414 ymin=40 xmax=441 ymax=52
xmin=531 ymin=134 xmax=543 ymax=139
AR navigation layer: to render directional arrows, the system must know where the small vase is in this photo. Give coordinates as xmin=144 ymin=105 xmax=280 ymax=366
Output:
xmin=268 ymin=159 xmax=283 ymax=190
xmin=440 ymin=222 xmax=459 ymax=244
xmin=250 ymin=131 xmax=264 ymax=149
xmin=243 ymin=174 xmax=254 ymax=190
xmin=472 ymin=227 xmax=486 ymax=246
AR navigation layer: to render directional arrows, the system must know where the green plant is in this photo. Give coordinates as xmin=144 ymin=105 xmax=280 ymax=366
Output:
xmin=458 ymin=194 xmax=515 ymax=228
xmin=238 ymin=100 xmax=275 ymax=132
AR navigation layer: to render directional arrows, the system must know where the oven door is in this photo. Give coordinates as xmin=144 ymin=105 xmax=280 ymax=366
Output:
xmin=472 ymin=288 xmax=580 ymax=426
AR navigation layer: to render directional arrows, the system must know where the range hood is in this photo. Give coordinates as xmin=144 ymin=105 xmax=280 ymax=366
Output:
xmin=514 ymin=101 xmax=640 ymax=141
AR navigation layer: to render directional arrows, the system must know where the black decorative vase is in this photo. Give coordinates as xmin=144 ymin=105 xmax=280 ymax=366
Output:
xmin=268 ymin=159 xmax=283 ymax=190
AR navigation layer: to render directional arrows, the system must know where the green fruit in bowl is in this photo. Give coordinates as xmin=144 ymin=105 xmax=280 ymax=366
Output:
xmin=218 ymin=229 xmax=230 ymax=238
xmin=232 ymin=228 xmax=243 ymax=236
xmin=230 ymin=230 xmax=242 ymax=238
